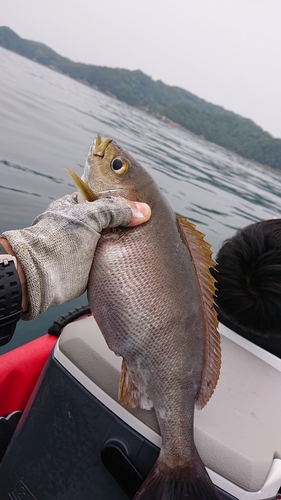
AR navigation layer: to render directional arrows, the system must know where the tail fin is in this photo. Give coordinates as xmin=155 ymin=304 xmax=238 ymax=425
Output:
xmin=133 ymin=455 xmax=222 ymax=500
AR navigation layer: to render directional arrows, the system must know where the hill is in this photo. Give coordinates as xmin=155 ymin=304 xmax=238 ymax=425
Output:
xmin=1 ymin=26 xmax=280 ymax=170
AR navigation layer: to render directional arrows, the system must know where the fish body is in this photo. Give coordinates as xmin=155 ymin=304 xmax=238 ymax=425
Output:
xmin=71 ymin=136 xmax=221 ymax=499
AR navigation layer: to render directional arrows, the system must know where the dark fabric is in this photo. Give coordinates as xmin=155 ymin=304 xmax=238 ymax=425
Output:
xmin=0 ymin=411 xmax=22 ymax=461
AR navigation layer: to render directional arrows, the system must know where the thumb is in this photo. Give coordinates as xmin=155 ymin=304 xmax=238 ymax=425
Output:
xmin=126 ymin=201 xmax=151 ymax=226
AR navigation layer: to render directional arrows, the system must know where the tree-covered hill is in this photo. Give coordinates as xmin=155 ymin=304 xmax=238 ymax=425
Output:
xmin=1 ymin=26 xmax=280 ymax=170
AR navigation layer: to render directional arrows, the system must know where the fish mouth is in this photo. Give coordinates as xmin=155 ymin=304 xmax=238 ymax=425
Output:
xmin=92 ymin=137 xmax=113 ymax=157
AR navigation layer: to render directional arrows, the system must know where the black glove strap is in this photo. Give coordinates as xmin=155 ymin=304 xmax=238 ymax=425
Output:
xmin=0 ymin=243 xmax=22 ymax=346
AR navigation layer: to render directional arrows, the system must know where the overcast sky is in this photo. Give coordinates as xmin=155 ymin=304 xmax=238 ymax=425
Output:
xmin=2 ymin=0 xmax=281 ymax=139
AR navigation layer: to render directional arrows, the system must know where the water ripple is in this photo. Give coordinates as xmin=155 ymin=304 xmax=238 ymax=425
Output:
xmin=0 ymin=159 xmax=64 ymax=184
xmin=0 ymin=184 xmax=41 ymax=197
xmin=2 ymin=45 xmax=281 ymax=255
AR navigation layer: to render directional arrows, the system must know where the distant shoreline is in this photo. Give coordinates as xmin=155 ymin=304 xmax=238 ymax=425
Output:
xmin=0 ymin=26 xmax=280 ymax=172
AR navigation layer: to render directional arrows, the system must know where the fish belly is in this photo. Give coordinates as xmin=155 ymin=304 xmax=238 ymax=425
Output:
xmin=87 ymin=218 xmax=205 ymax=459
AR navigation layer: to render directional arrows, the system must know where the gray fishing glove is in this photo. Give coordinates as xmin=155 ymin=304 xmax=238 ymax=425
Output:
xmin=1 ymin=193 xmax=132 ymax=320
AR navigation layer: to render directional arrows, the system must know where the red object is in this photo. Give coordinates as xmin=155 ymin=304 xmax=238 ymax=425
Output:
xmin=0 ymin=334 xmax=57 ymax=415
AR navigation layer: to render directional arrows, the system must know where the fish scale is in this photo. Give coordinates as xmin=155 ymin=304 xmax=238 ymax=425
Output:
xmin=68 ymin=135 xmax=221 ymax=500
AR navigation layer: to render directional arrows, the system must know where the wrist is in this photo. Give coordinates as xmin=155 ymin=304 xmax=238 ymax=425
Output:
xmin=0 ymin=238 xmax=29 ymax=313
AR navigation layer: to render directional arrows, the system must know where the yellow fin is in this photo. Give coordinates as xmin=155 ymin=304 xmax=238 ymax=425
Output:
xmin=65 ymin=168 xmax=98 ymax=202
xmin=177 ymin=216 xmax=221 ymax=409
xmin=119 ymin=359 xmax=153 ymax=410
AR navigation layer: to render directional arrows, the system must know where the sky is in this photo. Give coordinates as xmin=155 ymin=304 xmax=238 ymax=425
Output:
xmin=1 ymin=0 xmax=281 ymax=139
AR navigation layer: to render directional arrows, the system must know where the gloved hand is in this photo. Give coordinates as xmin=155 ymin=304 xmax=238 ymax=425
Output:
xmin=1 ymin=193 xmax=150 ymax=320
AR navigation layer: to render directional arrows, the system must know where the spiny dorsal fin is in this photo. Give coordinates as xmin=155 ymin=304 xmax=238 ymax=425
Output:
xmin=119 ymin=359 xmax=153 ymax=410
xmin=177 ymin=216 xmax=221 ymax=409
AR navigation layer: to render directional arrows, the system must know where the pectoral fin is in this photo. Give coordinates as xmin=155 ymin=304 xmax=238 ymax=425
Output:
xmin=65 ymin=168 xmax=98 ymax=202
xmin=176 ymin=216 xmax=221 ymax=409
xmin=119 ymin=359 xmax=153 ymax=410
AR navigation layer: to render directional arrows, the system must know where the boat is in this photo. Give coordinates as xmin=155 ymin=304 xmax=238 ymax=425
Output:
xmin=0 ymin=304 xmax=281 ymax=499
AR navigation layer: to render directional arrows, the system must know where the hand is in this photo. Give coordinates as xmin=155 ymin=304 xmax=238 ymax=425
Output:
xmin=0 ymin=194 xmax=151 ymax=320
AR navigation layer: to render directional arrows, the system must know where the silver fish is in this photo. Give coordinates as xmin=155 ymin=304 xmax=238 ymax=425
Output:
xmin=68 ymin=135 xmax=221 ymax=500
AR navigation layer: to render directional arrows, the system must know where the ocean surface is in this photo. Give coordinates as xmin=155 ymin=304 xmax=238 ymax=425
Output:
xmin=1 ymin=46 xmax=281 ymax=354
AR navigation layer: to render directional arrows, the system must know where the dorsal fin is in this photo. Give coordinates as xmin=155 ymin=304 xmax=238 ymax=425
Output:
xmin=177 ymin=216 xmax=221 ymax=409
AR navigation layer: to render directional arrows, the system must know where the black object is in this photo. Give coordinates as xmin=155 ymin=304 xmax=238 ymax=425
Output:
xmin=101 ymin=444 xmax=144 ymax=498
xmin=48 ymin=304 xmax=91 ymax=336
xmin=0 ymin=243 xmax=22 ymax=346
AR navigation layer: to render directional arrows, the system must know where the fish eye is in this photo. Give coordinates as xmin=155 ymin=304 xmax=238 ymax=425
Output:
xmin=111 ymin=157 xmax=129 ymax=175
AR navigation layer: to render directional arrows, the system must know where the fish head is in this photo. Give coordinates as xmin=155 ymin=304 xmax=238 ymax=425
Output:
xmin=80 ymin=135 xmax=155 ymax=204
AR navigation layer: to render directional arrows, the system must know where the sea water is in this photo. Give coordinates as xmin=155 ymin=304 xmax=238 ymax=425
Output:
xmin=1 ymin=46 xmax=281 ymax=352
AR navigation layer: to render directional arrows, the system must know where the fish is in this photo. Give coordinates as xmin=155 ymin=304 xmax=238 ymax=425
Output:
xmin=67 ymin=135 xmax=221 ymax=500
